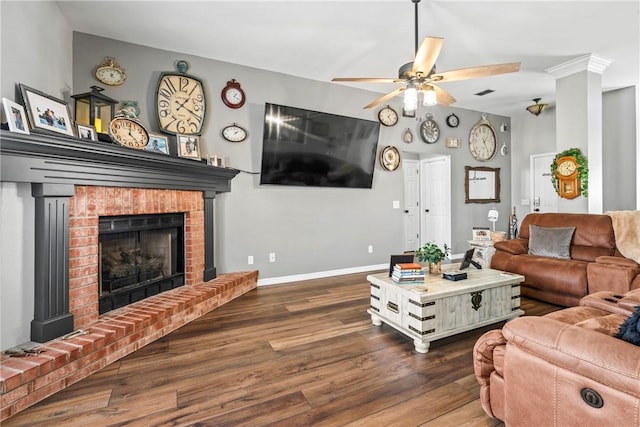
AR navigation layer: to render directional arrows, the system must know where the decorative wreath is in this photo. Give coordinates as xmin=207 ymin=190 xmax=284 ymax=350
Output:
xmin=550 ymin=148 xmax=589 ymax=197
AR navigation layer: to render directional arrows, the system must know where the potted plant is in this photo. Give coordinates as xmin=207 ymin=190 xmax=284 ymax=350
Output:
xmin=415 ymin=242 xmax=450 ymax=274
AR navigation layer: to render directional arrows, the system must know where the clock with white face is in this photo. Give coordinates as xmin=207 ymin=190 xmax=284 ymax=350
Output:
xmin=221 ymin=79 xmax=246 ymax=109
xmin=419 ymin=113 xmax=440 ymax=144
xmin=378 ymin=105 xmax=398 ymax=127
xmin=469 ymin=115 xmax=497 ymax=161
xmin=221 ymin=123 xmax=248 ymax=142
xmin=156 ymin=72 xmax=206 ymax=135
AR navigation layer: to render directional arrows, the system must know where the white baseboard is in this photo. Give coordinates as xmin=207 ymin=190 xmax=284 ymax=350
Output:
xmin=257 ymin=263 xmax=388 ymax=286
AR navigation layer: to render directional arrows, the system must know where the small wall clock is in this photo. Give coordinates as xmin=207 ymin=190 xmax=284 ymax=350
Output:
xmin=378 ymin=105 xmax=398 ymax=127
xmin=221 ymin=79 xmax=246 ymax=109
xmin=380 ymin=146 xmax=400 ymax=171
xmin=446 ymin=113 xmax=459 ymax=128
xmin=95 ymin=57 xmax=126 ymax=86
xmin=155 ymin=61 xmax=207 ymax=136
xmin=419 ymin=113 xmax=440 ymax=144
xmin=221 ymin=123 xmax=248 ymax=142
xmin=402 ymin=128 xmax=414 ymax=143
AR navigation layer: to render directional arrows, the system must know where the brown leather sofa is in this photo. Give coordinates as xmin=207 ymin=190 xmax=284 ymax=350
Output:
xmin=473 ymin=288 xmax=640 ymax=426
xmin=491 ymin=213 xmax=640 ymax=306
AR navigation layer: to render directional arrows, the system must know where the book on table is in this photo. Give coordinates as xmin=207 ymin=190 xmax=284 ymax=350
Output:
xmin=392 ymin=262 xmax=425 ymax=283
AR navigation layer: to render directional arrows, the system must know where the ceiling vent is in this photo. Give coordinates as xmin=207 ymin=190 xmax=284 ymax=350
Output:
xmin=474 ymin=89 xmax=495 ymax=96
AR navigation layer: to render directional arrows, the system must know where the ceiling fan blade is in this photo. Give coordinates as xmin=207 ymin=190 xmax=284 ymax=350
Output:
xmin=332 ymin=77 xmax=403 ymax=84
xmin=432 ymin=62 xmax=521 ymax=83
xmin=432 ymin=85 xmax=456 ymax=106
xmin=412 ymin=37 xmax=444 ymax=76
xmin=364 ymin=87 xmax=405 ymax=109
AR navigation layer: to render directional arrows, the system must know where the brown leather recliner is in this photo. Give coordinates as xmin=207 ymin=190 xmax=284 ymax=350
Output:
xmin=473 ymin=288 xmax=640 ymax=426
xmin=491 ymin=213 xmax=640 ymax=306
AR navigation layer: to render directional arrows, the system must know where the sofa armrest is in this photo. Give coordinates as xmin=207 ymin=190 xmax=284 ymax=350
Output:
xmin=493 ymin=238 xmax=528 ymax=255
xmin=595 ymin=256 xmax=640 ymax=268
xmin=588 ymin=257 xmax=640 ymax=294
xmin=502 ymin=317 xmax=640 ymax=397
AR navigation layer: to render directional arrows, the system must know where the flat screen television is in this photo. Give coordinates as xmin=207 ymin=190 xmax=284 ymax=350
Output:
xmin=260 ymin=103 xmax=380 ymax=188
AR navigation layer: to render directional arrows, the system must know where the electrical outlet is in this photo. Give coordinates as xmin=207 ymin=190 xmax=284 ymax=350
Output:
xmin=248 ymin=255 xmax=254 ymax=265
xmin=368 ymin=245 xmax=373 ymax=253
xmin=269 ymin=252 xmax=276 ymax=263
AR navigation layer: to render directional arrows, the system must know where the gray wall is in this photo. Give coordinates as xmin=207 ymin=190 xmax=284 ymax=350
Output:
xmin=1 ymin=1 xmax=72 ymax=349
xmin=71 ymin=32 xmax=513 ymax=279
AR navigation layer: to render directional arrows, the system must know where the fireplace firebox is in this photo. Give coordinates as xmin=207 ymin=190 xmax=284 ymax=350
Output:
xmin=99 ymin=213 xmax=185 ymax=314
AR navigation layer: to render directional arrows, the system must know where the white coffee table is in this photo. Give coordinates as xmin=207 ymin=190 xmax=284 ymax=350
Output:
xmin=367 ymin=266 xmax=524 ymax=353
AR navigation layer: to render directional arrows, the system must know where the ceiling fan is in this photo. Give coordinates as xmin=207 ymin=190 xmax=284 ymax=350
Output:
xmin=331 ymin=0 xmax=521 ymax=110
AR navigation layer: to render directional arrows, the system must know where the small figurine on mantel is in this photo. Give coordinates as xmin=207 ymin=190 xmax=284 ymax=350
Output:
xmin=508 ymin=206 xmax=519 ymax=239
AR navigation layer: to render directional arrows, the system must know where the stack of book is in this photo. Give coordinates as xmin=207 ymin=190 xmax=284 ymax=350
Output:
xmin=392 ymin=262 xmax=425 ymax=284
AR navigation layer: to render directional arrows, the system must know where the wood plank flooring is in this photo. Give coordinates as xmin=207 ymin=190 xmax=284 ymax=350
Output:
xmin=3 ymin=270 xmax=560 ymax=427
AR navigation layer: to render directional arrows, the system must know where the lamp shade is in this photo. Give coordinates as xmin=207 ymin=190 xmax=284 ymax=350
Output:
xmin=422 ymin=85 xmax=437 ymax=106
xmin=526 ymin=98 xmax=548 ymax=116
xmin=403 ymin=84 xmax=418 ymax=112
xmin=488 ymin=208 xmax=499 ymax=231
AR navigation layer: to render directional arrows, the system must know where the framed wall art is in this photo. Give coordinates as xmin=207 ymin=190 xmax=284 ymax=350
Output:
xmin=18 ymin=83 xmax=74 ymax=137
xmin=76 ymin=123 xmax=97 ymax=141
xmin=177 ymin=134 xmax=200 ymax=159
xmin=465 ymin=166 xmax=501 ymax=203
xmin=446 ymin=137 xmax=461 ymax=148
xmin=146 ymin=134 xmax=170 ymax=154
xmin=2 ymin=97 xmax=29 ymax=134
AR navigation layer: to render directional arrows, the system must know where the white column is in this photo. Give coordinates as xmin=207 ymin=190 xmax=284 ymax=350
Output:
xmin=546 ymin=54 xmax=612 ymax=214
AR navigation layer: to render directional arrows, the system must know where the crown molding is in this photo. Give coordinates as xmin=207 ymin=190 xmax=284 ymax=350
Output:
xmin=545 ymin=53 xmax=613 ymax=79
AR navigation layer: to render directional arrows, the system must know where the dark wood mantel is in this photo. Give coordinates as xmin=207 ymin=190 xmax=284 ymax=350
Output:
xmin=0 ymin=130 xmax=238 ymax=191
xmin=0 ymin=130 xmax=239 ymax=342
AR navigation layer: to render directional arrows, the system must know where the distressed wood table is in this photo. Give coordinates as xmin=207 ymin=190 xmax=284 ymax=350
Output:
xmin=367 ymin=267 xmax=524 ymax=353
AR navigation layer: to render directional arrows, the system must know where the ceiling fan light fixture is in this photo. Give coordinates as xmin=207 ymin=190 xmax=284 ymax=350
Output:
xmin=526 ymin=98 xmax=548 ymax=116
xmin=404 ymin=83 xmax=418 ymax=112
xmin=422 ymin=85 xmax=437 ymax=106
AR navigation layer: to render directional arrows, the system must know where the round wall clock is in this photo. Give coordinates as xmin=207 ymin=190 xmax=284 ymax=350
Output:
xmin=419 ymin=113 xmax=440 ymax=144
xmin=221 ymin=79 xmax=246 ymax=109
xmin=95 ymin=57 xmax=126 ymax=86
xmin=469 ymin=114 xmax=497 ymax=161
xmin=446 ymin=113 xmax=459 ymax=128
xmin=108 ymin=110 xmax=149 ymax=149
xmin=222 ymin=123 xmax=248 ymax=142
xmin=155 ymin=61 xmax=207 ymax=136
xmin=380 ymin=146 xmax=400 ymax=171
xmin=378 ymin=105 xmax=398 ymax=127
xmin=402 ymin=128 xmax=414 ymax=143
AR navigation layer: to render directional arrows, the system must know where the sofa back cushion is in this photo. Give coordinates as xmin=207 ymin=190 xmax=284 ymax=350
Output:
xmin=519 ymin=213 xmax=616 ymax=262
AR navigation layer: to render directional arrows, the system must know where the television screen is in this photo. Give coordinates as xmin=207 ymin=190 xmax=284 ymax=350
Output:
xmin=260 ymin=103 xmax=380 ymax=188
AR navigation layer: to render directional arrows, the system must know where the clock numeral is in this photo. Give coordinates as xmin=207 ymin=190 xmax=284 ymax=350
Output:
xmin=159 ymin=87 xmax=173 ymax=100
xmin=179 ymin=77 xmax=190 ymax=92
xmin=163 ymin=78 xmax=177 ymax=95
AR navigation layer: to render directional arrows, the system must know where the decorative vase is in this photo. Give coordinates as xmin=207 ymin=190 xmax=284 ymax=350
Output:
xmin=429 ymin=261 xmax=442 ymax=274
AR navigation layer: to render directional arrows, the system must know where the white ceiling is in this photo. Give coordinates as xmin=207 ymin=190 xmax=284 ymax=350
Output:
xmin=56 ymin=0 xmax=639 ymax=116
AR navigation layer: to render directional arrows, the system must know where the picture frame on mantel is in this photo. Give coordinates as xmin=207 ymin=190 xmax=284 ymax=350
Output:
xmin=2 ymin=97 xmax=30 ymax=135
xmin=18 ymin=83 xmax=75 ymax=137
xmin=177 ymin=134 xmax=200 ymax=159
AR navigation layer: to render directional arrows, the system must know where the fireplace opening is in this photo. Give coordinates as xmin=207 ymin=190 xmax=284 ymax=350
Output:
xmin=98 ymin=213 xmax=185 ymax=314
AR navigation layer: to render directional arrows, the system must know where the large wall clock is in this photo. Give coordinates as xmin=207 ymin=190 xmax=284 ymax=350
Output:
xmin=469 ymin=114 xmax=497 ymax=161
xmin=155 ymin=60 xmax=207 ymax=136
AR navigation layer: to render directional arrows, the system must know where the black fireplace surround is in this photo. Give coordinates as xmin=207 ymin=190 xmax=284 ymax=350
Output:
xmin=0 ymin=130 xmax=238 ymax=342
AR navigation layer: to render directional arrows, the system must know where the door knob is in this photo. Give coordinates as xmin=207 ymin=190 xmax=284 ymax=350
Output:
xmin=404 ymin=210 xmax=409 ymax=213
xmin=425 ymin=209 xmax=430 ymax=213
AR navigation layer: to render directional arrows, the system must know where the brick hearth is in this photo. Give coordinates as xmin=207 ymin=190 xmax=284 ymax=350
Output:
xmin=0 ymin=185 xmax=258 ymax=421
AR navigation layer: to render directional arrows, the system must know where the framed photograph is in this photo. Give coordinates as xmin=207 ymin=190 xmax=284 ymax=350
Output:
xmin=146 ymin=134 xmax=170 ymax=155
xmin=18 ymin=83 xmax=74 ymax=137
xmin=402 ymin=108 xmax=416 ymax=118
xmin=176 ymin=134 xmax=200 ymax=159
xmin=76 ymin=123 xmax=97 ymax=141
xmin=2 ymin=97 xmax=29 ymax=134
xmin=472 ymin=227 xmax=491 ymax=241
xmin=446 ymin=137 xmax=461 ymax=148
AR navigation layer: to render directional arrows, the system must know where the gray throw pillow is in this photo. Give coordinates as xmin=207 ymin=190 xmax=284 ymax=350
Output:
xmin=528 ymin=224 xmax=575 ymax=259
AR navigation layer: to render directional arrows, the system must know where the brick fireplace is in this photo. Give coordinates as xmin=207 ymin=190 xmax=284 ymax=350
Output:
xmin=0 ymin=130 xmax=258 ymax=421
xmin=69 ymin=186 xmax=206 ymax=328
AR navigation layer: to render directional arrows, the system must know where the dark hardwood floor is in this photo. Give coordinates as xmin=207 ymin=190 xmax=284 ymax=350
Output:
xmin=4 ymin=270 xmax=560 ymax=427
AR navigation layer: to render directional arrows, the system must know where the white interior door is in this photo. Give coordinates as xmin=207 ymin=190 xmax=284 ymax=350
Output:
xmin=420 ymin=156 xmax=451 ymax=248
xmin=531 ymin=153 xmax=558 ymax=213
xmin=403 ymin=159 xmax=420 ymax=251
